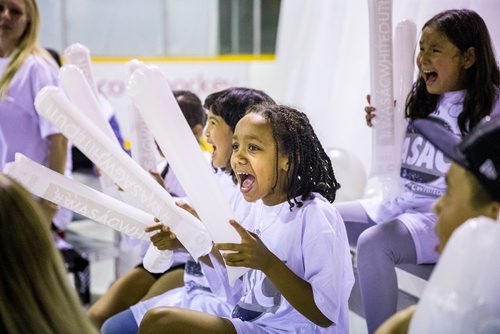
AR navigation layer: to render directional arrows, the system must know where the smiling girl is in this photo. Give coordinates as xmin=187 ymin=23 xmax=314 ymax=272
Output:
xmin=100 ymin=88 xmax=276 ymax=334
xmin=340 ymin=9 xmax=500 ymax=333
xmin=139 ymin=104 xmax=354 ymax=333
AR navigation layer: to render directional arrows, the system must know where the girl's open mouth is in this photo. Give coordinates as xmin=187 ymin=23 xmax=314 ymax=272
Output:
xmin=423 ymin=70 xmax=438 ymax=85
xmin=237 ymin=172 xmax=255 ymax=193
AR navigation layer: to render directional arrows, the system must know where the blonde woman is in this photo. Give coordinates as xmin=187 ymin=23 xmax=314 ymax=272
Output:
xmin=0 ymin=0 xmax=93 ymax=305
xmin=0 ymin=174 xmax=97 ymax=333
xmin=0 ymin=0 xmax=67 ymax=223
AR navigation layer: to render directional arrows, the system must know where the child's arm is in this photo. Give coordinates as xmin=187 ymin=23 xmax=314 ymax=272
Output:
xmin=217 ymin=220 xmax=333 ymax=327
xmin=41 ymin=133 xmax=68 ymax=222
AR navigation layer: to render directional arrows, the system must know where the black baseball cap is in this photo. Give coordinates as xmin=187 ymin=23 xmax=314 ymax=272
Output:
xmin=413 ymin=116 xmax=500 ymax=201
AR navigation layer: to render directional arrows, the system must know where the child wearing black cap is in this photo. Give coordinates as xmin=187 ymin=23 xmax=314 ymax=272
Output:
xmin=376 ymin=116 xmax=500 ymax=334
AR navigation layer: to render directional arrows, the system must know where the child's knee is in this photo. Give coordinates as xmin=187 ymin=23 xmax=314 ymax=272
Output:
xmin=142 ymin=307 xmax=178 ymax=329
xmin=357 ymin=227 xmax=381 ymax=253
xmin=87 ymin=307 xmax=105 ymax=329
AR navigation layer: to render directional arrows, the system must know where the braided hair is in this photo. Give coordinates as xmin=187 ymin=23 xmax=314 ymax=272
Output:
xmin=247 ymin=104 xmax=341 ymax=208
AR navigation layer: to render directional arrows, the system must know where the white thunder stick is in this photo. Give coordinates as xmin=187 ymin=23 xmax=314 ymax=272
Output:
xmin=391 ymin=20 xmax=417 ymax=194
xmin=126 ymin=59 xmax=171 ymax=271
xmin=4 ymin=153 xmax=152 ymax=241
xmin=367 ymin=0 xmax=399 ymax=200
xmin=62 ymin=47 xmax=172 ymax=271
xmin=127 ymin=59 xmax=158 ymax=173
xmin=34 ymin=87 xmax=213 ymax=261
xmin=59 ymin=57 xmax=125 ymax=204
xmin=63 ymin=43 xmax=99 ymax=98
xmin=127 ymin=66 xmax=248 ymax=284
xmin=59 ymin=65 xmax=119 ymax=145
xmin=61 ymin=61 xmax=173 ymax=272
xmin=5 ymin=152 xmax=172 ymax=271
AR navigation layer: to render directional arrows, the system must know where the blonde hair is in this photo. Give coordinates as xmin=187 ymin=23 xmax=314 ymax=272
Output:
xmin=0 ymin=0 xmax=53 ymax=96
xmin=0 ymin=174 xmax=97 ymax=334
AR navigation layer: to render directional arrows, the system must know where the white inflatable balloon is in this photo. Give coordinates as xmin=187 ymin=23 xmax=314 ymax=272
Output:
xmin=62 ymin=47 xmax=171 ymax=272
xmin=59 ymin=65 xmax=119 ymax=145
xmin=4 ymin=153 xmax=152 ymax=241
xmin=409 ymin=217 xmax=500 ymax=334
xmin=34 ymin=86 xmax=213 ymax=263
xmin=127 ymin=66 xmax=248 ymax=285
xmin=63 ymin=43 xmax=98 ymax=98
xmin=393 ymin=19 xmax=416 ymax=140
xmin=366 ymin=0 xmax=417 ymax=201
xmin=126 ymin=59 xmax=170 ymax=271
xmin=327 ymin=147 xmax=367 ymax=202
xmin=386 ymin=19 xmax=417 ymax=198
xmin=59 ymin=54 xmax=124 ymax=210
xmin=367 ymin=0 xmax=396 ymax=199
xmin=127 ymin=59 xmax=158 ymax=173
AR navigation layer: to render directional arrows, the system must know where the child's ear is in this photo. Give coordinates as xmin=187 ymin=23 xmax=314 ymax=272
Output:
xmin=463 ymin=47 xmax=476 ymax=69
xmin=280 ymin=156 xmax=289 ymax=172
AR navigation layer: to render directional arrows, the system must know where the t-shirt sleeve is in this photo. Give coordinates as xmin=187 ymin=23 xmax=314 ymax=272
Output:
xmin=301 ymin=203 xmax=354 ymax=325
xmin=30 ymin=57 xmax=60 ymax=138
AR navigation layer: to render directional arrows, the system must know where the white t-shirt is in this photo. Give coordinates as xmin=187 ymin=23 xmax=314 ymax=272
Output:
xmin=228 ymin=195 xmax=354 ymax=334
xmin=0 ymin=54 xmax=73 ymax=231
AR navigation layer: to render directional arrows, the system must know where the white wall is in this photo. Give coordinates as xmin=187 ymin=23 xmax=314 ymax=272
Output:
xmin=38 ymin=0 xmax=219 ymax=56
xmin=164 ymin=0 xmax=219 ymax=56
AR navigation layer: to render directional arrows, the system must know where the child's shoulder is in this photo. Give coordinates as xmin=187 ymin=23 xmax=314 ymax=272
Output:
xmin=295 ymin=193 xmax=343 ymax=227
xmin=298 ymin=193 xmax=330 ymax=209
xmin=298 ymin=193 xmax=335 ymax=210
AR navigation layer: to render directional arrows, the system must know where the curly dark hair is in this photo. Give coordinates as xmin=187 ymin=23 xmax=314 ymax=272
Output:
xmin=406 ymin=9 xmax=499 ymax=134
xmin=247 ymin=104 xmax=341 ymax=208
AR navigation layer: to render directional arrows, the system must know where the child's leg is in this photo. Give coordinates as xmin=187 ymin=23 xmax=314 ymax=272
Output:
xmin=335 ymin=201 xmax=375 ymax=247
xmin=89 ymin=264 xmax=185 ymax=328
xmin=356 ymin=220 xmax=417 ymax=334
xmin=141 ymin=266 xmax=184 ymax=300
xmin=139 ymin=307 xmax=236 ymax=334
xmin=335 ymin=201 xmax=372 ymax=223
xmin=100 ymin=308 xmax=138 ymax=334
xmin=88 ymin=267 xmax=156 ymax=328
